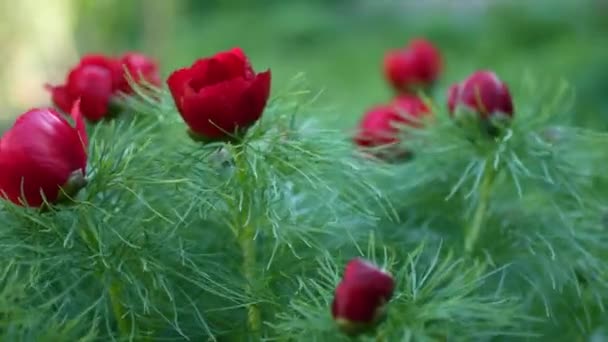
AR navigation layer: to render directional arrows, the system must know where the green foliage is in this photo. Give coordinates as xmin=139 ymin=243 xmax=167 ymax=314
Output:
xmin=2 ymin=70 xmax=608 ymax=341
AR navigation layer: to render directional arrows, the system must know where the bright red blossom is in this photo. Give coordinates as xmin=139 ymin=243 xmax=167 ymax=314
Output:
xmin=448 ymin=70 xmax=514 ymax=119
xmin=384 ymin=38 xmax=443 ymax=93
xmin=46 ymin=52 xmax=160 ymax=121
xmin=47 ymin=55 xmax=120 ymax=121
xmin=332 ymin=258 xmax=395 ymax=334
xmin=355 ymin=96 xmax=430 ymax=149
xmin=0 ymin=102 xmax=88 ymax=207
xmin=118 ymin=52 xmax=161 ymax=93
xmin=167 ymin=48 xmax=271 ymax=141
xmin=391 ymin=95 xmax=431 ymax=127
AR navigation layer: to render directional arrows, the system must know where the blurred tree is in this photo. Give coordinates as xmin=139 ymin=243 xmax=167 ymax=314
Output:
xmin=141 ymin=0 xmax=179 ymax=69
xmin=0 ymin=0 xmax=77 ymax=116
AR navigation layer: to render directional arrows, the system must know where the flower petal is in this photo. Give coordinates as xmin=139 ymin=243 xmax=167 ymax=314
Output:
xmin=79 ymin=54 xmax=122 ymax=90
xmin=0 ymin=109 xmax=87 ymax=206
xmin=66 ymin=64 xmax=114 ymax=121
xmin=240 ymin=70 xmax=271 ymax=123
xmin=167 ymin=67 xmax=192 ymax=112
xmin=188 ymin=48 xmax=254 ymax=90
xmin=180 ymin=77 xmax=251 ymax=139
xmin=70 ymin=99 xmax=89 ymax=152
xmin=119 ymin=52 xmax=161 ymax=93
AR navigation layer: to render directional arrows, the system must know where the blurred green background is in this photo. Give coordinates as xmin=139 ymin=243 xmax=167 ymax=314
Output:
xmin=1 ymin=0 xmax=607 ymax=130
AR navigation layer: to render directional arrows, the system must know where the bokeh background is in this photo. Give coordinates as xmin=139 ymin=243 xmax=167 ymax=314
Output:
xmin=1 ymin=0 xmax=607 ymax=130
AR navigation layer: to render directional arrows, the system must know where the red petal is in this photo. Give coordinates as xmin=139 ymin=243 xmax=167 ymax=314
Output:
xmin=447 ymin=83 xmax=460 ymax=115
xmin=188 ymin=48 xmax=254 ymax=91
xmin=167 ymin=68 xmax=193 ymax=112
xmin=45 ymin=84 xmax=74 ymax=114
xmin=66 ymin=64 xmax=114 ymax=121
xmin=459 ymin=70 xmax=513 ymax=118
xmin=407 ymin=38 xmax=442 ymax=81
xmin=79 ymin=54 xmax=122 ymax=90
xmin=355 ymin=106 xmax=404 ymax=147
xmin=383 ymin=50 xmax=411 ymax=90
xmin=391 ymin=95 xmax=430 ymax=126
xmin=119 ymin=52 xmax=161 ymax=93
xmin=240 ymin=70 xmax=271 ymax=123
xmin=180 ymin=77 xmax=252 ymax=139
xmin=498 ymin=83 xmax=514 ymax=116
xmin=333 ymin=277 xmax=391 ymax=323
xmin=70 ymin=99 xmax=89 ymax=151
xmin=213 ymin=47 xmax=254 ymax=79
xmin=0 ymin=109 xmax=87 ymax=206
xmin=383 ymin=39 xmax=442 ymax=93
xmin=341 ymin=258 xmax=394 ymax=301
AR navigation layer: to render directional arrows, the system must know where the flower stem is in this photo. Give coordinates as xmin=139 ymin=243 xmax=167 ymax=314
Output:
xmin=238 ymin=221 xmax=261 ymax=334
xmin=231 ymin=143 xmax=262 ymax=335
xmin=79 ymin=223 xmax=131 ymax=339
xmin=109 ymin=281 xmax=130 ymax=339
xmin=464 ymin=160 xmax=496 ymax=253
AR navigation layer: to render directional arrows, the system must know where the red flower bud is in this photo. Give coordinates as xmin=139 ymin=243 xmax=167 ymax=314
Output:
xmin=447 ymin=70 xmax=514 ymax=120
xmin=0 ymin=102 xmax=88 ymax=207
xmin=46 ymin=52 xmax=160 ymax=121
xmin=391 ymin=95 xmax=431 ymax=128
xmin=46 ymin=54 xmax=121 ymax=121
xmin=167 ymin=48 xmax=271 ymax=141
xmin=354 ymin=96 xmax=429 ymax=153
xmin=447 ymin=84 xmax=459 ymax=114
xmin=118 ymin=52 xmax=161 ymax=94
xmin=332 ymin=258 xmax=395 ymax=335
xmin=384 ymin=38 xmax=442 ymax=94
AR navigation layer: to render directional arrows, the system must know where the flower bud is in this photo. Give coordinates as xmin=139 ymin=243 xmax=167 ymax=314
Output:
xmin=354 ymin=96 xmax=430 ymax=161
xmin=118 ymin=52 xmax=161 ymax=94
xmin=384 ymin=38 xmax=442 ymax=94
xmin=0 ymin=102 xmax=88 ymax=207
xmin=46 ymin=52 xmax=160 ymax=121
xmin=46 ymin=54 xmax=121 ymax=121
xmin=447 ymin=70 xmax=514 ymax=135
xmin=332 ymin=258 xmax=395 ymax=336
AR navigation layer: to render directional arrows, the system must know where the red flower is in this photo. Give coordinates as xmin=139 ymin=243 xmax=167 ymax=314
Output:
xmin=384 ymin=38 xmax=442 ymax=94
xmin=167 ymin=47 xmax=271 ymax=141
xmin=355 ymin=96 xmax=430 ymax=150
xmin=332 ymin=258 xmax=395 ymax=335
xmin=448 ymin=70 xmax=514 ymax=119
xmin=447 ymin=84 xmax=459 ymax=114
xmin=391 ymin=95 xmax=431 ymax=128
xmin=118 ymin=52 xmax=161 ymax=93
xmin=0 ymin=102 xmax=88 ymax=207
xmin=46 ymin=54 xmax=121 ymax=121
xmin=46 ymin=52 xmax=160 ymax=121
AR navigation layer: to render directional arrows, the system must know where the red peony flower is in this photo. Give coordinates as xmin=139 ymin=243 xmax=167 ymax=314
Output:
xmin=167 ymin=47 xmax=271 ymax=141
xmin=384 ymin=38 xmax=443 ymax=94
xmin=447 ymin=70 xmax=514 ymax=120
xmin=46 ymin=52 xmax=160 ymax=121
xmin=46 ymin=54 xmax=121 ymax=121
xmin=354 ymin=96 xmax=430 ymax=151
xmin=118 ymin=52 xmax=161 ymax=94
xmin=0 ymin=101 xmax=88 ymax=207
xmin=332 ymin=258 xmax=395 ymax=335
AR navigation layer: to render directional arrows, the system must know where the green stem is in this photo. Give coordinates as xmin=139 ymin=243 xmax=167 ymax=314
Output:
xmin=232 ymin=144 xmax=262 ymax=335
xmin=109 ymin=281 xmax=130 ymax=339
xmin=238 ymin=222 xmax=261 ymax=334
xmin=464 ymin=160 xmax=496 ymax=253
xmin=79 ymin=222 xmax=131 ymax=339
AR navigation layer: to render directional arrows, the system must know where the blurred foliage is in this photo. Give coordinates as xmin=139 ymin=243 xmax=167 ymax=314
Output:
xmin=2 ymin=0 xmax=608 ymax=129
xmin=2 ymin=1 xmax=608 ymax=339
